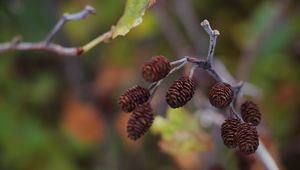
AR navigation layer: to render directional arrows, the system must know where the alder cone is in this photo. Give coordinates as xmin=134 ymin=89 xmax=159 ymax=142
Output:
xmin=127 ymin=102 xmax=154 ymax=140
xmin=241 ymin=101 xmax=261 ymax=126
xmin=142 ymin=55 xmax=171 ymax=82
xmin=209 ymin=82 xmax=234 ymax=108
xmin=118 ymin=85 xmax=150 ymax=112
xmin=166 ymin=76 xmax=197 ymax=108
xmin=236 ymin=123 xmax=259 ymax=155
xmin=221 ymin=118 xmax=241 ymax=148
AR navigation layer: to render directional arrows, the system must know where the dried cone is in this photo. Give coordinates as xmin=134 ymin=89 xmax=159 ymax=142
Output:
xmin=209 ymin=82 xmax=234 ymax=108
xmin=118 ymin=85 xmax=150 ymax=112
xmin=236 ymin=123 xmax=259 ymax=155
xmin=142 ymin=55 xmax=171 ymax=82
xmin=241 ymin=101 xmax=261 ymax=126
xmin=221 ymin=118 xmax=241 ymax=148
xmin=166 ymin=76 xmax=197 ymax=108
xmin=127 ymin=102 xmax=154 ymax=140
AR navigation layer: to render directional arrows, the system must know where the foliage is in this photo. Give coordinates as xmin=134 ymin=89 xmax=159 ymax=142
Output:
xmin=113 ymin=0 xmax=150 ymax=38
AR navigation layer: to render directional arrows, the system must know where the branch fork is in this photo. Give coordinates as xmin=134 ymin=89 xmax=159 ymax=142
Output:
xmin=0 ymin=5 xmax=109 ymax=56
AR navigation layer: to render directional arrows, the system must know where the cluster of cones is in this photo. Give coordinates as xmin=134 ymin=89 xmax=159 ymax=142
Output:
xmin=209 ymin=81 xmax=261 ymax=154
xmin=118 ymin=55 xmax=262 ymax=155
xmin=118 ymin=55 xmax=197 ymax=140
xmin=220 ymin=101 xmax=261 ymax=155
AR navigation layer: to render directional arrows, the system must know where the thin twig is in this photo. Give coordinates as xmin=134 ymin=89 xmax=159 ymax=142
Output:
xmin=0 ymin=6 xmax=96 ymax=56
xmin=229 ymin=104 xmax=243 ymax=120
xmin=81 ymin=30 xmax=112 ymax=53
xmin=200 ymin=20 xmax=220 ymax=63
xmin=44 ymin=5 xmax=96 ymax=44
xmin=186 ymin=57 xmax=223 ymax=81
xmin=206 ymin=66 xmax=223 ymax=82
xmin=170 ymin=57 xmax=188 ymax=66
xmin=0 ymin=40 xmax=79 ymax=56
xmin=149 ymin=58 xmax=187 ymax=97
xmin=233 ymin=81 xmax=244 ymax=107
xmin=189 ymin=64 xmax=197 ymax=79
xmin=0 ymin=5 xmax=114 ymax=56
xmin=257 ymin=140 xmax=280 ymax=170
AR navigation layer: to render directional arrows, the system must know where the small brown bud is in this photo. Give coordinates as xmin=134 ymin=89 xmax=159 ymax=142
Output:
xmin=142 ymin=55 xmax=171 ymax=82
xmin=221 ymin=118 xmax=241 ymax=148
xmin=127 ymin=102 xmax=154 ymax=140
xmin=118 ymin=85 xmax=150 ymax=112
xmin=236 ymin=123 xmax=259 ymax=155
xmin=166 ymin=76 xmax=197 ymax=108
xmin=241 ymin=101 xmax=261 ymax=126
xmin=209 ymin=82 xmax=234 ymax=108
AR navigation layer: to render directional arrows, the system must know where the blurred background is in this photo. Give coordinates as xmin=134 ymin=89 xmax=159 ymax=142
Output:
xmin=0 ymin=0 xmax=300 ymax=169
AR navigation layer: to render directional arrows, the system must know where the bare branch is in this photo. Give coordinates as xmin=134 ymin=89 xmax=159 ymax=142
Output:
xmin=0 ymin=39 xmax=80 ymax=56
xmin=170 ymin=57 xmax=187 ymax=66
xmin=149 ymin=57 xmax=188 ymax=97
xmin=257 ymin=141 xmax=280 ymax=170
xmin=232 ymin=81 xmax=244 ymax=107
xmin=189 ymin=65 xmax=197 ymax=79
xmin=0 ymin=5 xmax=97 ymax=56
xmin=201 ymin=19 xmax=220 ymax=63
xmin=187 ymin=56 xmax=223 ymax=81
xmin=44 ymin=5 xmax=96 ymax=44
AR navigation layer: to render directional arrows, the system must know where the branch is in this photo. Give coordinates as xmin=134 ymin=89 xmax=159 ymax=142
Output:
xmin=187 ymin=57 xmax=223 ymax=82
xmin=0 ymin=5 xmax=97 ymax=56
xmin=0 ymin=5 xmax=115 ymax=57
xmin=44 ymin=5 xmax=96 ymax=44
xmin=200 ymin=20 xmax=220 ymax=63
xmin=151 ymin=19 xmax=280 ymax=170
xmin=149 ymin=57 xmax=187 ymax=97
xmin=0 ymin=39 xmax=80 ymax=56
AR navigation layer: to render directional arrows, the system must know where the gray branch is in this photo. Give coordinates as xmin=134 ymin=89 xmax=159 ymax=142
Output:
xmin=0 ymin=40 xmax=79 ymax=56
xmin=149 ymin=57 xmax=187 ymax=97
xmin=44 ymin=5 xmax=96 ymax=44
xmin=0 ymin=5 xmax=96 ymax=56
xmin=201 ymin=20 xmax=220 ymax=63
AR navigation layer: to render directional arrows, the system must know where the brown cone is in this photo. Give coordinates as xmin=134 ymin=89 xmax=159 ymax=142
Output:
xmin=142 ymin=55 xmax=171 ymax=82
xmin=166 ymin=76 xmax=197 ymax=108
xmin=127 ymin=102 xmax=154 ymax=140
xmin=221 ymin=118 xmax=241 ymax=148
xmin=118 ymin=85 xmax=150 ymax=112
xmin=241 ymin=101 xmax=261 ymax=126
xmin=209 ymin=82 xmax=234 ymax=108
xmin=236 ymin=123 xmax=259 ymax=155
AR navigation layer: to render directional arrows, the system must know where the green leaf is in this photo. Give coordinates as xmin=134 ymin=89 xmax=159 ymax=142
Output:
xmin=112 ymin=0 xmax=150 ymax=38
